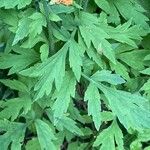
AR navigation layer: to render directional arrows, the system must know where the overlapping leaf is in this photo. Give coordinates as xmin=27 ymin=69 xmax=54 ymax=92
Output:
xmin=100 ymin=85 xmax=150 ymax=131
xmin=103 ymin=20 xmax=146 ymax=47
xmin=35 ymin=119 xmax=56 ymax=150
xmin=94 ymin=121 xmax=124 ymax=150
xmin=54 ymin=115 xmax=83 ymax=136
xmin=20 ymin=44 xmax=68 ymax=100
xmin=26 ymin=138 xmax=40 ymax=150
xmin=0 ymin=79 xmax=28 ymax=92
xmin=79 ymin=12 xmax=146 ymax=66
xmin=20 ymin=39 xmax=84 ymax=99
xmin=0 ymin=120 xmax=26 ymax=150
xmin=0 ymin=47 xmax=39 ymax=74
xmin=68 ymin=39 xmax=83 ymax=81
xmin=52 ymin=72 xmax=76 ymax=119
xmin=95 ymin=0 xmax=149 ymax=28
xmin=91 ymin=70 xmax=125 ymax=85
xmin=13 ymin=12 xmax=46 ymax=45
xmin=118 ymin=50 xmax=149 ymax=70
xmin=79 ymin=12 xmax=116 ymax=64
xmin=0 ymin=96 xmax=32 ymax=121
xmin=84 ymin=83 xmax=101 ymax=130
xmin=0 ymin=0 xmax=150 ymax=149
xmin=83 ymin=71 xmax=150 ymax=131
xmin=0 ymin=0 xmax=32 ymax=9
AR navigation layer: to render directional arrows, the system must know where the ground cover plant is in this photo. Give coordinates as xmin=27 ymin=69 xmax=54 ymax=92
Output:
xmin=0 ymin=0 xmax=150 ymax=149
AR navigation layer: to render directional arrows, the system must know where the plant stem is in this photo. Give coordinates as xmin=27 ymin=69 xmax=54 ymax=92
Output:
xmin=41 ymin=0 xmax=55 ymax=55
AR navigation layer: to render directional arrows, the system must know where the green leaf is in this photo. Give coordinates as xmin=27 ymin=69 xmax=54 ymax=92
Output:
xmin=142 ymin=34 xmax=150 ymax=50
xmin=80 ymin=27 xmax=115 ymax=63
xmin=96 ymin=0 xmax=149 ymax=28
xmin=141 ymin=68 xmax=150 ymax=75
xmin=100 ymin=39 xmax=116 ymax=64
xmin=55 ymin=115 xmax=83 ymax=136
xmin=137 ymin=0 xmax=150 ymax=18
xmin=21 ymin=33 xmax=47 ymax=49
xmin=95 ymin=0 xmax=120 ymax=25
xmin=0 ymin=120 xmax=26 ymax=150
xmin=94 ymin=121 xmax=124 ymax=150
xmin=78 ymin=31 xmax=103 ymax=68
xmin=20 ymin=44 xmax=68 ymax=100
xmin=99 ymin=85 xmax=150 ymax=131
xmin=101 ymin=20 xmax=146 ymax=48
xmin=138 ymin=129 xmax=150 ymax=142
xmin=110 ymin=61 xmax=130 ymax=81
xmin=17 ymin=0 xmax=32 ymax=9
xmin=95 ymin=0 xmax=110 ymax=13
xmin=68 ymin=39 xmax=83 ymax=81
xmin=13 ymin=17 xmax=31 ymax=45
xmin=13 ymin=12 xmax=46 ymax=45
xmin=83 ymin=72 xmax=150 ymax=131
xmin=52 ymin=26 xmax=70 ymax=41
xmin=79 ymin=12 xmax=116 ymax=63
xmin=86 ymin=46 xmax=103 ymax=68
xmin=110 ymin=22 xmax=143 ymax=47
xmin=101 ymin=111 xmax=114 ymax=122
xmin=26 ymin=138 xmax=41 ymax=150
xmin=0 ymin=9 xmax=18 ymax=32
xmin=35 ymin=119 xmax=56 ymax=150
xmin=141 ymin=79 xmax=150 ymax=91
xmin=40 ymin=44 xmax=49 ymax=62
xmin=0 ymin=47 xmax=39 ymax=74
xmin=68 ymin=101 xmax=85 ymax=124
xmin=130 ymin=140 xmax=142 ymax=150
xmin=107 ymin=1 xmax=120 ymax=25
xmin=79 ymin=11 xmax=99 ymax=26
xmin=91 ymin=70 xmax=125 ymax=85
xmin=0 ymin=1 xmax=150 ymax=149
xmin=28 ymin=12 xmax=46 ymax=38
xmin=144 ymin=146 xmax=150 ymax=150
xmin=0 ymin=96 xmax=32 ymax=121
xmin=49 ymin=13 xmax=62 ymax=22
xmin=50 ymin=4 xmax=75 ymax=14
xmin=79 ymin=22 xmax=106 ymax=48
xmin=0 ymin=79 xmax=28 ymax=92
xmin=114 ymin=0 xmax=149 ymax=28
xmin=52 ymin=72 xmax=76 ymax=119
xmin=118 ymin=50 xmax=149 ymax=70
xmin=0 ymin=0 xmax=32 ymax=9
xmin=84 ymin=83 xmax=101 ymax=130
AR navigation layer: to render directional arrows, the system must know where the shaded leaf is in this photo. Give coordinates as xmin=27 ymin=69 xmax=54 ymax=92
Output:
xmin=0 ymin=120 xmax=26 ymax=150
xmin=0 ymin=96 xmax=32 ymax=121
xmin=0 ymin=47 xmax=39 ymax=74
xmin=20 ymin=44 xmax=68 ymax=100
xmin=35 ymin=119 xmax=56 ymax=150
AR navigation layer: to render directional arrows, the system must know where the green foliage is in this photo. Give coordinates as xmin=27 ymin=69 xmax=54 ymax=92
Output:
xmin=0 ymin=120 xmax=26 ymax=150
xmin=85 ymin=83 xmax=101 ymax=130
xmin=52 ymin=71 xmax=76 ymax=119
xmin=0 ymin=96 xmax=31 ymax=121
xmin=35 ymin=119 xmax=56 ymax=150
xmin=94 ymin=120 xmax=124 ymax=150
xmin=0 ymin=0 xmax=150 ymax=149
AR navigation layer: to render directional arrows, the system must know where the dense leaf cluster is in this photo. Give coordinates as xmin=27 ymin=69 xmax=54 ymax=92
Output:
xmin=0 ymin=0 xmax=150 ymax=149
